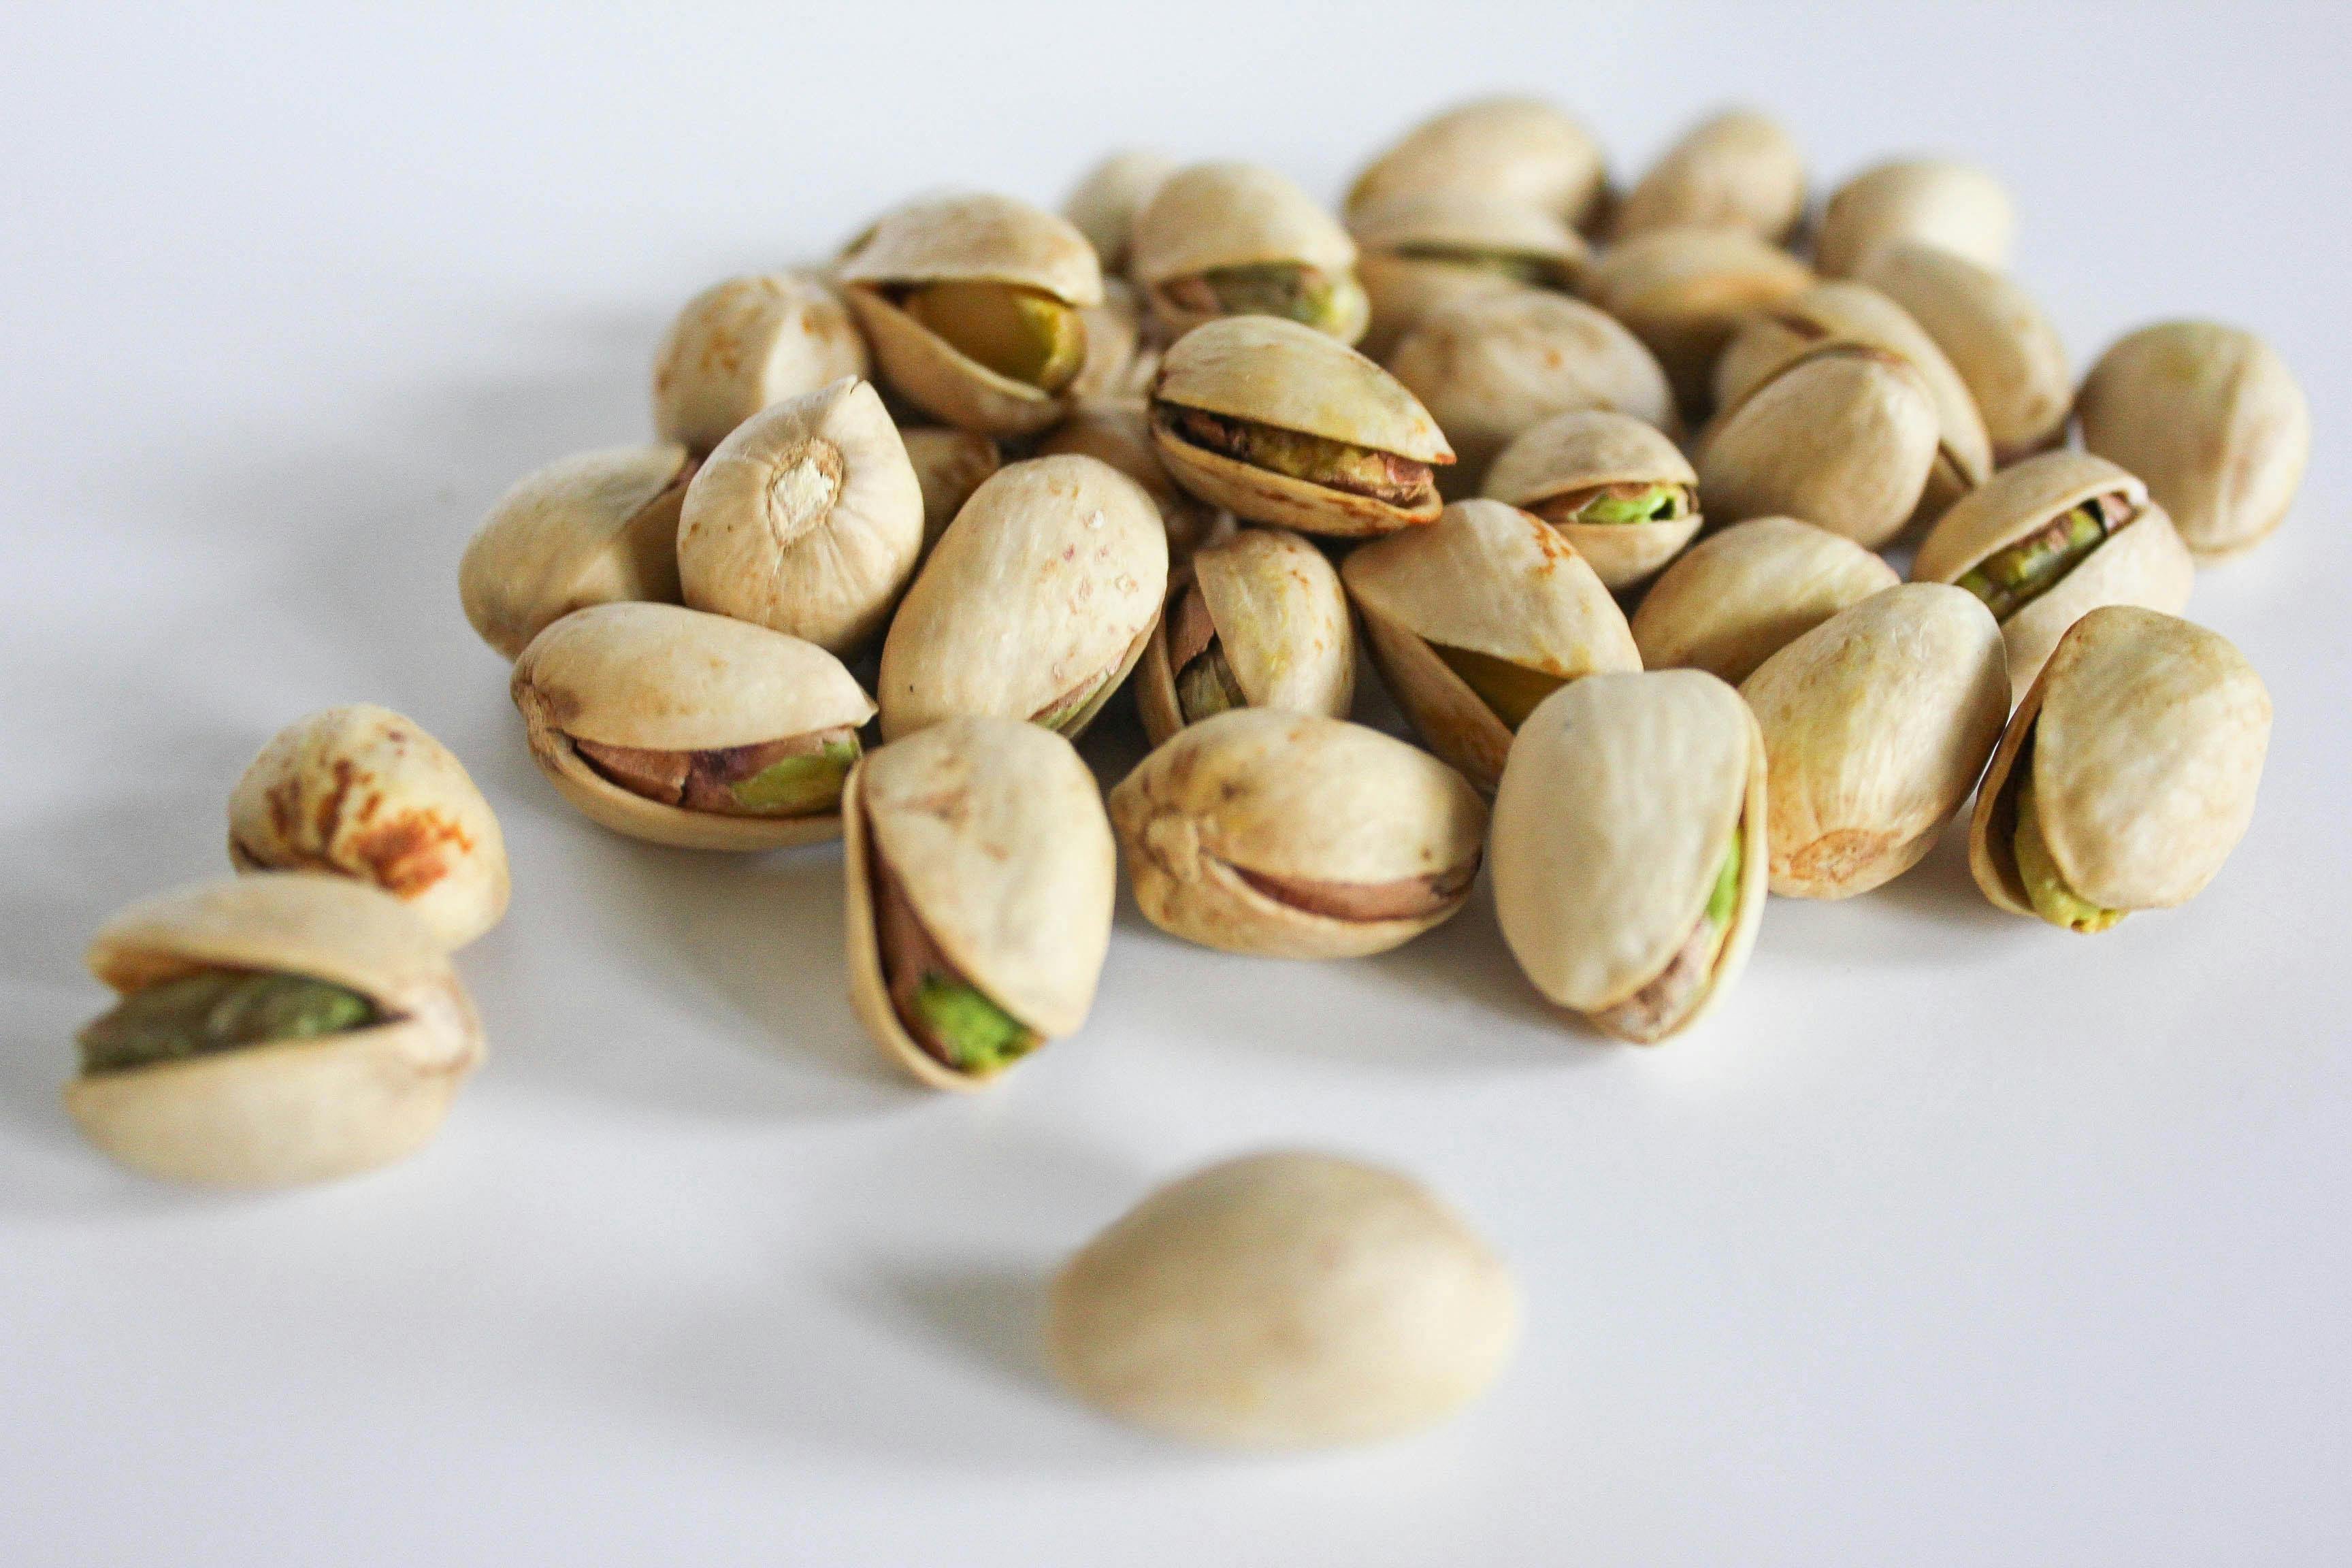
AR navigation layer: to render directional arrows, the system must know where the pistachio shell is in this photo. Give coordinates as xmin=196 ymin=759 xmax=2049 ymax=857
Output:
xmin=651 ymin=272 xmax=868 ymax=454
xmin=1034 ymin=400 xmax=1232 ymax=568
xmin=1135 ymin=528 xmax=1355 ymax=746
xmin=1697 ymin=344 xmax=1939 ymax=548
xmin=1350 ymin=193 xmax=1589 ymax=360
xmin=1482 ymin=409 xmax=1702 ymax=588
xmin=899 ymin=425 xmax=1001 ymax=556
xmin=1580 ymin=227 xmax=1815 ymax=416
xmin=1630 ymin=516 xmax=1899 ymax=685
xmin=1739 ymin=583 xmax=2009 ymax=898
xmin=227 ymin=705 xmax=508 ymax=951
xmin=1347 ymin=95 xmax=1608 ymax=231
xmin=1062 ymin=149 xmax=1177 ymax=274
xmin=1859 ymin=242 xmax=2068 ymax=464
xmin=1612 ymin=108 xmax=1806 ymax=243
xmin=1814 ymin=159 xmax=2013 ymax=278
xmin=1132 ymin=163 xmax=1364 ymax=341
xmin=66 ymin=875 xmax=484 ymax=1187
xmin=458 ymin=442 xmax=691 ymax=661
xmin=1070 ymin=277 xmax=1148 ymax=402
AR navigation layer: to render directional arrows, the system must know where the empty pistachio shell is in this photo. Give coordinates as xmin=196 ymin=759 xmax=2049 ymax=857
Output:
xmin=1035 ymin=399 xmax=1232 ymax=568
xmin=1914 ymin=451 xmax=2194 ymax=702
xmin=1110 ymin=709 xmax=1487 ymax=959
xmin=1149 ymin=315 xmax=1452 ymax=536
xmin=1970 ymin=606 xmax=2269 ymax=930
xmin=1492 ymin=671 xmax=1768 ymax=1043
xmin=1136 ymin=527 xmax=1354 ymax=745
xmin=879 ymin=454 xmax=1167 ymax=741
xmin=1349 ymin=192 xmax=1588 ymax=361
xmin=1062 ymin=149 xmax=1177 ymax=274
xmin=511 ymin=602 xmax=875 ymax=851
xmin=459 ymin=442 xmax=692 ymax=661
xmin=227 ymin=705 xmax=508 ymax=951
xmin=899 ymin=425 xmax=1001 ymax=557
xmin=676 ymin=377 xmax=923 ymax=656
xmin=1630 ymin=516 xmax=1899 ymax=685
xmin=2076 ymin=321 xmax=2310 ymax=561
xmin=1612 ymin=108 xmax=1806 ymax=244
xmin=66 ymin=875 xmax=485 ymax=1187
xmin=1697 ymin=343 xmax=1939 ymax=548
xmin=1348 ymin=95 xmax=1608 ymax=231
xmin=843 ymin=718 xmax=1114 ymax=1091
xmin=1814 ymin=158 xmax=2013 ymax=278
xmin=1859 ymin=242 xmax=2068 ymax=464
xmin=651 ymin=272 xmax=868 ymax=455
xmin=1131 ymin=162 xmax=1367 ymax=343
xmin=1740 ymin=583 xmax=2009 ymax=899
xmin=1482 ymin=408 xmax=1702 ymax=589
xmin=1580 ymin=227 xmax=1815 ymax=417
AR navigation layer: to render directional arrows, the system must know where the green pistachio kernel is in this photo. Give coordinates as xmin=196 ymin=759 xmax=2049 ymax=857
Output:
xmin=1957 ymin=502 xmax=2110 ymax=622
xmin=1194 ymin=263 xmax=1362 ymax=335
xmin=2012 ymin=777 xmax=2125 ymax=933
xmin=902 ymin=281 xmax=1086 ymax=393
xmin=729 ymin=738 xmax=860 ymax=815
xmin=1571 ymin=483 xmax=1690 ymax=526
xmin=1432 ymin=644 xmax=1566 ymax=730
xmin=79 ymin=970 xmax=379 ymax=1075
xmin=1175 ymin=643 xmax=1249 ymax=723
xmin=1706 ymin=831 xmax=1744 ymax=928
xmin=1031 ymin=662 xmax=1121 ymax=736
xmin=913 ymin=975 xmax=1039 ymax=1075
xmin=1392 ymin=245 xmax=1573 ymax=290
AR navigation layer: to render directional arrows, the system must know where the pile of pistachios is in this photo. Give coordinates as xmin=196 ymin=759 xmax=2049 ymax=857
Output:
xmin=65 ymin=98 xmax=2304 ymax=1451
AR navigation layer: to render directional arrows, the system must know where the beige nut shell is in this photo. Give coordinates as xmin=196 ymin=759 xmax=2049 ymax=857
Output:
xmin=1612 ymin=108 xmax=1806 ymax=243
xmin=1631 ymin=516 xmax=1900 ymax=685
xmin=1350 ymin=193 xmax=1588 ymax=361
xmin=1062 ymin=150 xmax=1177 ymax=274
xmin=1482 ymin=408 xmax=1703 ymax=589
xmin=1347 ymin=95 xmax=1608 ymax=230
xmin=899 ymin=425 xmax=1002 ymax=557
xmin=1859 ymin=242 xmax=2069 ymax=464
xmin=651 ymin=272 xmax=869 ymax=455
xmin=1135 ymin=528 xmax=1356 ymax=747
xmin=459 ymin=442 xmax=691 ymax=662
xmin=1035 ymin=399 xmax=1232 ymax=568
xmin=1132 ymin=163 xmax=1365 ymax=342
xmin=1697 ymin=344 xmax=1939 ymax=548
xmin=1579 ymin=227 xmax=1816 ymax=414
xmin=1814 ymin=159 xmax=2014 ymax=278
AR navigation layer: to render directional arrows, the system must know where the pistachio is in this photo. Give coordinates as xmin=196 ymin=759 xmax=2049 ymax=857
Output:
xmin=1069 ymin=276 xmax=1151 ymax=403
xmin=1579 ymin=226 xmax=1815 ymax=417
xmin=1062 ymin=149 xmax=1177 ymax=275
xmin=1135 ymin=527 xmax=1354 ymax=745
xmin=1347 ymin=95 xmax=1608 ymax=232
xmin=1696 ymin=342 xmax=1940 ymax=547
xmin=1814 ymin=158 xmax=2013 ymax=278
xmin=1349 ymin=192 xmax=1589 ymax=359
xmin=1132 ymin=163 xmax=1368 ymax=343
xmin=898 ymin=425 xmax=1000 ymax=557
xmin=1611 ymin=108 xmax=1806 ymax=244
xmin=1482 ymin=408 xmax=1703 ymax=589
xmin=651 ymin=271 xmax=868 ymax=454
xmin=1630 ymin=516 xmax=1900 ymax=685
xmin=1034 ymin=399 xmax=1233 ymax=569
xmin=1859 ymin=242 xmax=2069 ymax=464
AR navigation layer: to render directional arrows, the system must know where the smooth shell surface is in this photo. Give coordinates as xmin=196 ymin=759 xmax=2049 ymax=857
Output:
xmin=459 ymin=442 xmax=691 ymax=661
xmin=1350 ymin=193 xmax=1588 ymax=360
xmin=1631 ymin=516 xmax=1900 ymax=685
xmin=1348 ymin=96 xmax=1608 ymax=229
xmin=1136 ymin=528 xmax=1354 ymax=745
xmin=1698 ymin=344 xmax=1939 ymax=547
xmin=652 ymin=272 xmax=868 ymax=454
xmin=1612 ymin=108 xmax=1806 ymax=242
xmin=1860 ymin=242 xmax=2068 ymax=463
xmin=1814 ymin=159 xmax=2014 ymax=278
xmin=1034 ymin=400 xmax=1231 ymax=567
xmin=1132 ymin=163 xmax=1363 ymax=340
xmin=1062 ymin=150 xmax=1177 ymax=273
xmin=1482 ymin=408 xmax=1702 ymax=588
xmin=900 ymin=425 xmax=1001 ymax=555
xmin=1580 ymin=227 xmax=1815 ymax=414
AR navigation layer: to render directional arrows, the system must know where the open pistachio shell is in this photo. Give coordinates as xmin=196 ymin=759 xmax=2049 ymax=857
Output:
xmin=1697 ymin=342 xmax=1939 ymax=548
xmin=843 ymin=718 xmax=1113 ymax=1092
xmin=1612 ymin=108 xmax=1806 ymax=244
xmin=1135 ymin=527 xmax=1355 ymax=746
xmin=1035 ymin=400 xmax=1233 ymax=569
xmin=1062 ymin=149 xmax=1177 ymax=275
xmin=511 ymin=602 xmax=875 ymax=851
xmin=1491 ymin=671 xmax=1768 ymax=1043
xmin=459 ymin=442 xmax=691 ymax=661
xmin=1580 ymin=227 xmax=1815 ymax=417
xmin=1914 ymin=451 xmax=2194 ymax=702
xmin=228 ymin=705 xmax=508 ymax=951
xmin=878 ymin=455 xmax=1167 ymax=741
xmin=1482 ymin=408 xmax=1702 ymax=589
xmin=651 ymin=271 xmax=868 ymax=455
xmin=1631 ymin=516 xmax=1899 ymax=685
xmin=1110 ymin=709 xmax=1488 ymax=959
xmin=1859 ymin=242 xmax=2068 ymax=464
xmin=1740 ymin=583 xmax=2009 ymax=899
xmin=1970 ymin=607 xmax=2269 ymax=927
xmin=2076 ymin=321 xmax=2311 ymax=561
xmin=1048 ymin=1150 xmax=1518 ymax=1448
xmin=65 ymin=875 xmax=484 ymax=1187
xmin=1132 ymin=163 xmax=1367 ymax=344
xmin=1814 ymin=158 xmax=2014 ymax=278
xmin=1349 ymin=193 xmax=1588 ymax=361
xmin=899 ymin=425 xmax=1001 ymax=558
xmin=1347 ymin=96 xmax=1608 ymax=231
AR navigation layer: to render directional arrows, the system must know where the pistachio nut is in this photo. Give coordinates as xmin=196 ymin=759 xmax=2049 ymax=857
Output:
xmin=1069 ymin=276 xmax=1151 ymax=402
xmin=1034 ymin=399 xmax=1233 ymax=569
xmin=1482 ymin=408 xmax=1703 ymax=589
xmin=227 ymin=705 xmax=508 ymax=951
xmin=1148 ymin=315 xmax=1453 ymax=536
xmin=898 ymin=425 xmax=1000 ymax=557
xmin=1491 ymin=671 xmax=1767 ymax=1043
xmin=1047 ymin=1150 xmax=1518 ymax=1448
xmin=1914 ymin=451 xmax=2194 ymax=702
xmin=1969 ymin=607 xmax=2270 ymax=932
xmin=1136 ymin=527 xmax=1355 ymax=745
xmin=1696 ymin=342 xmax=1939 ymax=548
xmin=1109 ymin=708 xmax=1487 ymax=959
xmin=1630 ymin=516 xmax=1900 ymax=685
xmin=835 ymin=193 xmax=1103 ymax=437
xmin=651 ymin=271 xmax=869 ymax=455
xmin=1349 ymin=192 xmax=1588 ymax=361
xmin=843 ymin=717 xmax=1114 ymax=1090
xmin=459 ymin=442 xmax=692 ymax=661
xmin=1611 ymin=108 xmax=1806 ymax=244
xmin=1814 ymin=157 xmax=2013 ymax=278
xmin=1061 ymin=148 xmax=1177 ymax=274
xmin=66 ymin=875 xmax=484 ymax=1187
xmin=1579 ymin=226 xmax=1815 ymax=417
xmin=2076 ymin=321 xmax=2310 ymax=561
xmin=1859 ymin=242 xmax=2069 ymax=464
xmin=1739 ymin=583 xmax=2009 ymax=898
xmin=1131 ymin=162 xmax=1369 ymax=344
xmin=1347 ymin=95 xmax=1608 ymax=232
xmin=878 ymin=454 xmax=1167 ymax=741
xmin=511 ymin=602 xmax=875 ymax=851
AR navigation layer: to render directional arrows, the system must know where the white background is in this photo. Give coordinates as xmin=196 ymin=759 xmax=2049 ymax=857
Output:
xmin=3 ymin=3 xmax=2347 ymax=1563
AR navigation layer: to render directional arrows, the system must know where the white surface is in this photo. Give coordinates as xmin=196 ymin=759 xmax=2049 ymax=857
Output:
xmin=3 ymin=3 xmax=2348 ymax=1563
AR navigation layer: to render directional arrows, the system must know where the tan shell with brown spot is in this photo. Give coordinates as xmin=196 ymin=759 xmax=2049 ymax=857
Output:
xmin=1347 ymin=95 xmax=1608 ymax=231
xmin=1135 ymin=528 xmax=1355 ymax=746
xmin=1611 ymin=108 xmax=1806 ymax=244
xmin=651 ymin=272 xmax=868 ymax=454
xmin=1482 ymin=409 xmax=1702 ymax=589
xmin=1578 ymin=227 xmax=1815 ymax=416
xmin=1697 ymin=343 xmax=1940 ymax=548
xmin=1349 ymin=192 xmax=1589 ymax=360
xmin=1132 ymin=163 xmax=1366 ymax=342
xmin=1630 ymin=516 xmax=1899 ymax=685
xmin=1859 ymin=242 xmax=2069 ymax=464
xmin=1814 ymin=159 xmax=2014 ymax=278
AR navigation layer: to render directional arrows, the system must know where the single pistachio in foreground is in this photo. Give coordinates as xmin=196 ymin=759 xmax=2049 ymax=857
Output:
xmin=1133 ymin=162 xmax=1369 ymax=344
xmin=1697 ymin=342 xmax=1939 ymax=548
xmin=1136 ymin=527 xmax=1354 ymax=746
xmin=1483 ymin=408 xmax=1702 ymax=589
xmin=1611 ymin=107 xmax=1806 ymax=244
xmin=1814 ymin=157 xmax=2013 ymax=278
xmin=1347 ymin=95 xmax=1608 ymax=232
xmin=1630 ymin=515 xmax=1899 ymax=685
xmin=651 ymin=271 xmax=868 ymax=454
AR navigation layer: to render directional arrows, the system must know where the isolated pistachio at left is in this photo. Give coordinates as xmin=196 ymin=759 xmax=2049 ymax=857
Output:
xmin=459 ymin=442 xmax=692 ymax=661
xmin=651 ymin=271 xmax=869 ymax=454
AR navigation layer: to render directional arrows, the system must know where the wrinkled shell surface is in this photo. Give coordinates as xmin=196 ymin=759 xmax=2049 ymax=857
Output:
xmin=652 ymin=272 xmax=868 ymax=454
xmin=1612 ymin=108 xmax=1806 ymax=242
xmin=1698 ymin=344 xmax=1938 ymax=547
xmin=1348 ymin=96 xmax=1608 ymax=230
xmin=1859 ymin=242 xmax=2068 ymax=463
xmin=1482 ymin=408 xmax=1702 ymax=588
xmin=1580 ymin=227 xmax=1815 ymax=414
xmin=1814 ymin=158 xmax=2013 ymax=278
xmin=1136 ymin=528 xmax=1354 ymax=745
xmin=1631 ymin=516 xmax=1900 ymax=685
xmin=459 ymin=442 xmax=691 ymax=661
xmin=1062 ymin=150 xmax=1177 ymax=274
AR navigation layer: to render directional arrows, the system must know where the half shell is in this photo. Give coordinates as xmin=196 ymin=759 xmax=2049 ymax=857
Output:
xmin=651 ymin=271 xmax=868 ymax=454
xmin=1135 ymin=528 xmax=1355 ymax=746
xmin=1630 ymin=516 xmax=1899 ymax=685
xmin=1482 ymin=409 xmax=1702 ymax=588
xmin=459 ymin=442 xmax=691 ymax=661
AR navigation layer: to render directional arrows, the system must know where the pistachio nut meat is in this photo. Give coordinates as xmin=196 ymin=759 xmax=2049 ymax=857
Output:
xmin=834 ymin=192 xmax=1103 ymax=437
xmin=1347 ymin=95 xmax=1609 ymax=233
xmin=459 ymin=442 xmax=692 ymax=661
xmin=1859 ymin=242 xmax=2070 ymax=465
xmin=511 ymin=602 xmax=875 ymax=851
xmin=1611 ymin=107 xmax=1807 ymax=244
xmin=1914 ymin=450 xmax=2194 ymax=702
xmin=1696 ymin=342 xmax=1940 ymax=548
xmin=1739 ymin=583 xmax=2010 ymax=898
xmin=1813 ymin=157 xmax=2014 ymax=278
xmin=1131 ymin=162 xmax=1369 ymax=343
xmin=651 ymin=270 xmax=869 ymax=455
xmin=2076 ymin=321 xmax=2311 ymax=561
xmin=1147 ymin=315 xmax=1453 ymax=536
xmin=1036 ymin=399 xmax=1234 ymax=570
xmin=66 ymin=874 xmax=485 ymax=1187
xmin=898 ymin=424 xmax=1000 ymax=558
xmin=1969 ymin=607 xmax=2270 ymax=932
xmin=228 ymin=704 xmax=509 ymax=951
xmin=1060 ymin=148 xmax=1177 ymax=275
xmin=1136 ymin=527 xmax=1355 ymax=746
xmin=1482 ymin=408 xmax=1703 ymax=589
xmin=878 ymin=454 xmax=1167 ymax=741
xmin=1579 ymin=226 xmax=1816 ymax=418
xmin=1109 ymin=709 xmax=1488 ymax=960
xmin=1348 ymin=191 xmax=1588 ymax=360
xmin=1630 ymin=516 xmax=1900 ymax=685
xmin=1492 ymin=671 xmax=1768 ymax=1043
xmin=1047 ymin=1150 xmax=1519 ymax=1448
xmin=843 ymin=718 xmax=1114 ymax=1090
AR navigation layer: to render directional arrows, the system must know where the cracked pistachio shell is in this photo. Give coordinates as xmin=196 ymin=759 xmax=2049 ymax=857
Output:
xmin=899 ymin=425 xmax=1001 ymax=557
xmin=1062 ymin=149 xmax=1177 ymax=274
xmin=1914 ymin=451 xmax=2194 ymax=702
xmin=1350 ymin=193 xmax=1589 ymax=361
xmin=651 ymin=272 xmax=869 ymax=455
xmin=1631 ymin=517 xmax=1899 ymax=685
xmin=228 ymin=705 xmax=508 ymax=951
xmin=2077 ymin=322 xmax=2310 ymax=561
xmin=1110 ymin=709 xmax=1488 ymax=959
xmin=1137 ymin=527 xmax=1355 ymax=745
xmin=1049 ymin=1150 xmax=1518 ymax=1448
xmin=1970 ymin=607 xmax=2270 ymax=922
xmin=1580 ymin=227 xmax=1816 ymax=416
xmin=1859 ymin=242 xmax=2068 ymax=464
xmin=1740 ymin=583 xmax=2009 ymax=898
xmin=66 ymin=875 xmax=485 ymax=1187
xmin=1070 ymin=276 xmax=1150 ymax=403
xmin=1036 ymin=400 xmax=1233 ymax=570
xmin=1612 ymin=108 xmax=1806 ymax=244
xmin=459 ymin=442 xmax=691 ymax=661
xmin=1130 ymin=163 xmax=1367 ymax=344
xmin=843 ymin=717 xmax=1114 ymax=1092
xmin=1348 ymin=96 xmax=1608 ymax=231
xmin=878 ymin=455 xmax=1167 ymax=742
xmin=1482 ymin=409 xmax=1702 ymax=589
xmin=1492 ymin=671 xmax=1768 ymax=1041
xmin=510 ymin=602 xmax=875 ymax=851
xmin=836 ymin=193 xmax=1103 ymax=437
xmin=1697 ymin=343 xmax=1939 ymax=548
xmin=677 ymin=377 xmax=924 ymax=655
xmin=1814 ymin=159 xmax=2013 ymax=278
